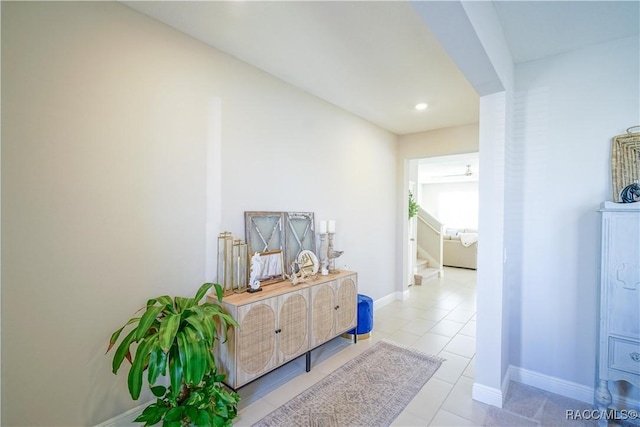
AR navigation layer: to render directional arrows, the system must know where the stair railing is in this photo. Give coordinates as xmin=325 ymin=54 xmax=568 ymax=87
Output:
xmin=416 ymin=207 xmax=444 ymax=273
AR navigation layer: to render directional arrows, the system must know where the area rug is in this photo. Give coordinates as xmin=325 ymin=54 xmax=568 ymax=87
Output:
xmin=253 ymin=339 xmax=443 ymax=427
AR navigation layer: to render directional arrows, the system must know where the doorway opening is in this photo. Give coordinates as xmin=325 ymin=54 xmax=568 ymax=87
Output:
xmin=408 ymin=152 xmax=479 ymax=287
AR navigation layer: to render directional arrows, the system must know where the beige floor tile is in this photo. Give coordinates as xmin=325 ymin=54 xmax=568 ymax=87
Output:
xmin=462 ymin=356 xmax=475 ymax=379
xmin=261 ymin=369 xmax=327 ymax=408
xmin=393 ymin=306 xmax=429 ymax=321
xmin=374 ymin=315 xmax=410 ymax=334
xmin=413 ymin=332 xmax=452 ymax=354
xmin=458 ymin=320 xmax=476 ymax=338
xmin=443 ymin=334 xmax=476 ymax=358
xmin=429 ymin=319 xmax=465 ymax=338
xmin=445 ymin=307 xmax=476 ymax=323
xmin=404 ymin=317 xmax=438 ymax=335
xmin=391 ymin=410 xmax=431 ymax=427
xmin=441 ymin=376 xmax=490 ymax=425
xmin=417 ymin=307 xmax=451 ymax=322
xmin=235 ymin=399 xmax=278 ymax=426
xmin=429 ymin=409 xmax=478 ymax=426
xmin=403 ymin=377 xmax=454 ymax=423
xmin=433 ymin=351 xmax=472 ymax=384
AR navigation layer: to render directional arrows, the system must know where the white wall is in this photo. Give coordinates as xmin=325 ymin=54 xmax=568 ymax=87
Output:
xmin=420 ymin=181 xmax=479 ymax=230
xmin=1 ymin=2 xmax=397 ymax=425
xmin=509 ymin=35 xmax=640 ymax=395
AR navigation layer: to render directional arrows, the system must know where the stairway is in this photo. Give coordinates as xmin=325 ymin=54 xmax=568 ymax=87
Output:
xmin=414 ymin=257 xmax=440 ymax=285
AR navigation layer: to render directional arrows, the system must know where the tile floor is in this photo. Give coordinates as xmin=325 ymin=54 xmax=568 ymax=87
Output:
xmin=232 ymin=267 xmax=618 ymax=426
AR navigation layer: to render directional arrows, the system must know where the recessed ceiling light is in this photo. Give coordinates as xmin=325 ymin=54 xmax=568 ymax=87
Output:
xmin=415 ymin=103 xmax=428 ymax=111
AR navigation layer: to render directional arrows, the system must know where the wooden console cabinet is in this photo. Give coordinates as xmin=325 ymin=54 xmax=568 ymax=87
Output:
xmin=208 ymin=270 xmax=357 ymax=389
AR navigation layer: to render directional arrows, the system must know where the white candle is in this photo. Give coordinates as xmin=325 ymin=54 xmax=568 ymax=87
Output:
xmin=328 ymin=220 xmax=336 ymax=233
xmin=319 ymin=220 xmax=327 ymax=233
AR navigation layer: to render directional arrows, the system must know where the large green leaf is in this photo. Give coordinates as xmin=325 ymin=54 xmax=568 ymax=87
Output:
xmin=112 ymin=327 xmax=138 ymax=374
xmin=136 ymin=305 xmax=165 ymax=341
xmin=164 ymin=407 xmax=184 ymax=422
xmin=158 ymin=312 xmax=180 ymax=351
xmin=133 ymin=402 xmax=167 ymax=425
xmin=146 ymin=295 xmax=172 ymax=309
xmin=178 ymin=328 xmax=207 ymax=385
xmin=128 ymin=334 xmax=158 ymax=400
xmin=213 ymin=283 xmax=224 ymax=302
xmin=193 ymin=282 xmax=214 ymax=303
xmin=184 ymin=314 xmax=213 ymax=345
xmin=175 ymin=296 xmax=194 ymax=313
xmin=150 ymin=385 xmax=166 ymax=398
xmin=168 ymin=345 xmax=183 ymax=399
xmin=106 ymin=317 xmax=140 ymax=354
xmin=147 ymin=346 xmax=166 ymax=386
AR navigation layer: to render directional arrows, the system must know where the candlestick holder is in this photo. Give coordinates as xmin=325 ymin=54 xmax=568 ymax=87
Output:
xmin=319 ymin=233 xmax=329 ymax=275
xmin=327 ymin=232 xmax=343 ymax=274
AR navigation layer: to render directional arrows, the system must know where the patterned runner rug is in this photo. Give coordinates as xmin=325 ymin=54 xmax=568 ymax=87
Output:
xmin=253 ymin=340 xmax=443 ymax=427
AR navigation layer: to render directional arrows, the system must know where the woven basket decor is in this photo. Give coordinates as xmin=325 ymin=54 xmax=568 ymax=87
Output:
xmin=313 ymin=286 xmax=334 ymax=341
xmin=238 ymin=304 xmax=276 ymax=375
xmin=278 ymin=293 xmax=308 ymax=357
xmin=336 ymin=278 xmax=357 ymax=330
xmin=611 ymin=126 xmax=640 ymax=201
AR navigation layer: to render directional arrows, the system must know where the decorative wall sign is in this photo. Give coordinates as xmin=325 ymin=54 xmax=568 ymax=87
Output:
xmin=244 ymin=212 xmax=284 ymax=255
xmin=245 ymin=211 xmax=316 ymax=275
xmin=284 ymin=212 xmax=316 ymax=274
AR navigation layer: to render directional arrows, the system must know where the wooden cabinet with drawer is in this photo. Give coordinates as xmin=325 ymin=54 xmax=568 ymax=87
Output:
xmin=595 ymin=202 xmax=640 ymax=423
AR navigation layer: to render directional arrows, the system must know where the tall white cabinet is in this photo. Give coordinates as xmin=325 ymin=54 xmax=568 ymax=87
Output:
xmin=595 ymin=202 xmax=640 ymax=423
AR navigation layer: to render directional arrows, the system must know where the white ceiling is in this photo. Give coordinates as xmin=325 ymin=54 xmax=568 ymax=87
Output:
xmin=418 ymin=153 xmax=479 ymax=184
xmin=124 ymin=1 xmax=639 ymax=136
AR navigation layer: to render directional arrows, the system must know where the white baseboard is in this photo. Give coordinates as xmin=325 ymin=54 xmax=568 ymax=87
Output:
xmin=94 ymin=400 xmax=152 ymax=427
xmin=472 ymin=367 xmax=510 ymax=408
xmin=509 ymin=365 xmax=592 ymax=404
xmin=373 ymin=292 xmax=396 ymax=310
xmin=396 ymin=289 xmax=410 ymax=301
xmin=508 ymin=365 xmax=640 ymax=410
xmin=473 ymin=382 xmax=504 ymax=408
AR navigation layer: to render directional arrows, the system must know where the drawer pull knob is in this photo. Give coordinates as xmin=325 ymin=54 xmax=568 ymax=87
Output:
xmin=334 ymin=305 xmax=340 ymax=310
xmin=631 ymin=352 xmax=640 ymax=362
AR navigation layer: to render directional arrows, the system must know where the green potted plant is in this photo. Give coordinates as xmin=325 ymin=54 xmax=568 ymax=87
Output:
xmin=107 ymin=282 xmax=239 ymax=427
xmin=409 ymin=191 xmax=420 ymax=219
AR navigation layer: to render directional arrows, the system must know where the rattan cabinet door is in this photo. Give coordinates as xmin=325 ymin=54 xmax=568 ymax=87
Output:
xmin=310 ymin=282 xmax=336 ymax=348
xmin=334 ymin=275 xmax=357 ymax=334
xmin=235 ymin=299 xmax=278 ymax=387
xmin=277 ymin=289 xmax=309 ymax=364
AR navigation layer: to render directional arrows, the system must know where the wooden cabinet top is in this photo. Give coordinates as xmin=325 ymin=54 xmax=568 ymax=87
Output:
xmin=206 ymin=270 xmax=357 ymax=307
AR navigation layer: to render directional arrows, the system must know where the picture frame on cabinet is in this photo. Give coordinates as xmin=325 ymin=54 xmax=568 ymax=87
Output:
xmin=252 ymin=250 xmax=286 ymax=287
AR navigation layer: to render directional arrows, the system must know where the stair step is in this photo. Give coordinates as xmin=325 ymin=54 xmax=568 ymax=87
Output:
xmin=416 ymin=258 xmax=429 ymax=269
xmin=414 ymin=267 xmax=440 ymax=285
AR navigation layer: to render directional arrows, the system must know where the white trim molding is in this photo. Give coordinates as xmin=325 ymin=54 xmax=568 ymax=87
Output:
xmin=508 ymin=365 xmax=640 ymax=410
xmin=472 ymin=366 xmax=510 ymax=409
xmin=94 ymin=401 xmax=152 ymax=427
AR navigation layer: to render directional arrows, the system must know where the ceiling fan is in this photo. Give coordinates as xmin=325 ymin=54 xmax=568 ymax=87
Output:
xmin=442 ymin=164 xmax=473 ymax=177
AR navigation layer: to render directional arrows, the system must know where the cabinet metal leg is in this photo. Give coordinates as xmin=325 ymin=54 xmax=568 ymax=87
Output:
xmin=306 ymin=351 xmax=311 ymax=372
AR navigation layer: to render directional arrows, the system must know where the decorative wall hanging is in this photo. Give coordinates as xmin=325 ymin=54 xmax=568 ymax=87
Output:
xmin=284 ymin=212 xmax=316 ymax=273
xmin=611 ymin=126 xmax=640 ymax=202
xmin=245 ymin=211 xmax=316 ymax=275
xmin=244 ymin=212 xmax=284 ymax=254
